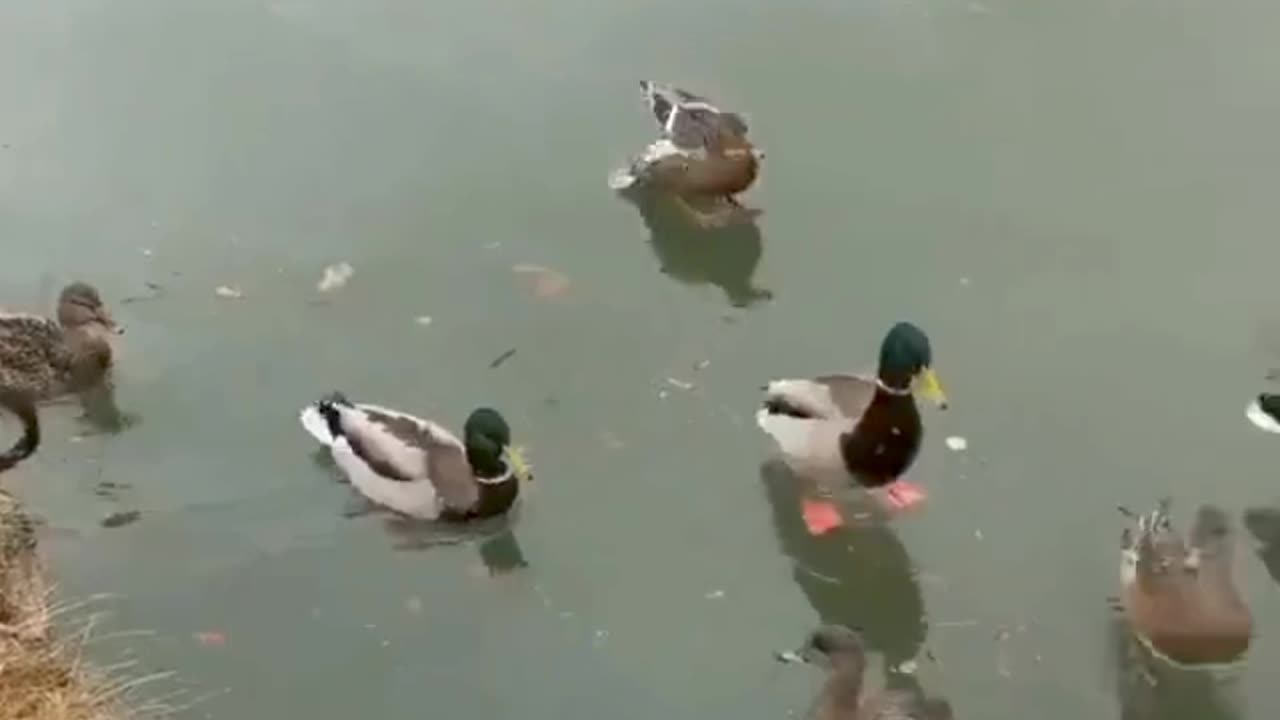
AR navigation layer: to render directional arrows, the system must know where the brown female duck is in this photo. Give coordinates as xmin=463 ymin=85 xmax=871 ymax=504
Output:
xmin=756 ymin=322 xmax=948 ymax=534
xmin=776 ymin=625 xmax=954 ymax=720
xmin=0 ymin=282 xmax=121 ymax=400
xmin=1119 ymin=500 xmax=1252 ymax=666
xmin=609 ymin=81 xmax=763 ymax=228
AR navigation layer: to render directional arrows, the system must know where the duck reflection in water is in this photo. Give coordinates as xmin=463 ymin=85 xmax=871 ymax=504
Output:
xmin=760 ymin=459 xmax=928 ymax=681
xmin=619 ymin=187 xmax=773 ymax=308
xmin=1107 ymin=618 xmax=1243 ymax=720
xmin=314 ymin=450 xmax=529 ymax=575
xmin=1243 ymin=505 xmax=1280 ymax=584
xmin=776 ymin=624 xmax=953 ymax=720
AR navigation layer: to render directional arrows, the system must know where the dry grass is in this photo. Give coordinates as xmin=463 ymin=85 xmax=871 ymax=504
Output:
xmin=0 ymin=489 xmax=173 ymax=720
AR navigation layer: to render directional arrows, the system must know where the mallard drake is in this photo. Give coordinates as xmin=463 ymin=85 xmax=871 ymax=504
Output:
xmin=1119 ymin=500 xmax=1252 ymax=666
xmin=609 ymin=81 xmax=763 ymax=228
xmin=0 ymin=388 xmax=39 ymax=473
xmin=0 ymin=282 xmax=121 ymax=400
xmin=299 ymin=393 xmax=531 ymax=521
xmin=1244 ymin=393 xmax=1280 ymax=433
xmin=756 ymin=322 xmax=947 ymax=534
xmin=776 ymin=625 xmax=954 ymax=720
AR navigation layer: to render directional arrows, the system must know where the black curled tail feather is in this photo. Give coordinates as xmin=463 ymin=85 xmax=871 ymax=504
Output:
xmin=1259 ymin=393 xmax=1280 ymax=420
xmin=316 ymin=391 xmax=352 ymax=440
xmin=0 ymin=388 xmax=40 ymax=473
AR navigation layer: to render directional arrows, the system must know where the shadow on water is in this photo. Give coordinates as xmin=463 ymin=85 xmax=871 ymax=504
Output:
xmin=1106 ymin=617 xmax=1243 ymax=720
xmin=618 ymin=188 xmax=773 ymax=309
xmin=1243 ymin=505 xmax=1280 ymax=584
xmin=759 ymin=459 xmax=926 ymax=679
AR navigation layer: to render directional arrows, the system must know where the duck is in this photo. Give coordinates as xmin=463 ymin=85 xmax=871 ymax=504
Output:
xmin=1244 ymin=393 xmax=1280 ymax=434
xmin=299 ymin=392 xmax=532 ymax=521
xmin=0 ymin=282 xmax=122 ymax=400
xmin=776 ymin=624 xmax=954 ymax=720
xmin=609 ymin=81 xmax=764 ymax=228
xmin=0 ymin=388 xmax=39 ymax=473
xmin=756 ymin=322 xmax=947 ymax=535
xmin=1119 ymin=499 xmax=1252 ymax=666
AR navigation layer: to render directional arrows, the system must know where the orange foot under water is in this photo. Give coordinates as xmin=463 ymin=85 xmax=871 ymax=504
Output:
xmin=881 ymin=480 xmax=928 ymax=510
xmin=801 ymin=498 xmax=845 ymax=536
xmin=801 ymin=481 xmax=929 ymax=536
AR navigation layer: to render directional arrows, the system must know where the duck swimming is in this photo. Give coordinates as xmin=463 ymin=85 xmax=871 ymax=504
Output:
xmin=756 ymin=322 xmax=947 ymax=534
xmin=299 ymin=393 xmax=531 ymax=521
xmin=1119 ymin=499 xmax=1252 ymax=666
xmin=0 ymin=282 xmax=121 ymax=401
xmin=1244 ymin=393 xmax=1280 ymax=433
xmin=0 ymin=388 xmax=39 ymax=473
xmin=610 ymin=81 xmax=763 ymax=228
xmin=776 ymin=624 xmax=954 ymax=720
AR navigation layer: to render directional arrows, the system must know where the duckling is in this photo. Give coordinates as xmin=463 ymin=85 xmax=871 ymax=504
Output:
xmin=299 ymin=393 xmax=531 ymax=521
xmin=610 ymin=81 xmax=763 ymax=228
xmin=0 ymin=282 xmax=121 ymax=400
xmin=756 ymin=322 xmax=947 ymax=534
xmin=1119 ymin=500 xmax=1252 ymax=666
xmin=776 ymin=625 xmax=954 ymax=720
xmin=0 ymin=388 xmax=39 ymax=473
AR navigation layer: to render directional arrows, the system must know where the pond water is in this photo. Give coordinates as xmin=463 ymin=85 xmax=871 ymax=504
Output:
xmin=3 ymin=0 xmax=1280 ymax=718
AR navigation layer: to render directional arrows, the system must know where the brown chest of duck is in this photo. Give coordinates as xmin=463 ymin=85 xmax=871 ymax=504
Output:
xmin=1119 ymin=500 xmax=1253 ymax=666
xmin=840 ymin=323 xmax=945 ymax=492
xmin=679 ymin=128 xmax=760 ymax=199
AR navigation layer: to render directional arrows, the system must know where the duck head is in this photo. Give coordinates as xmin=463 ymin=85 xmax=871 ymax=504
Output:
xmin=878 ymin=322 xmax=947 ymax=409
xmin=56 ymin=282 xmax=122 ymax=335
xmin=464 ymin=408 xmax=531 ymax=482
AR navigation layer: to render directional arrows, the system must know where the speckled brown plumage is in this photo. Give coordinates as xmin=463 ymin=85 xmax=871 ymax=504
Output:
xmin=0 ymin=283 xmax=119 ymax=400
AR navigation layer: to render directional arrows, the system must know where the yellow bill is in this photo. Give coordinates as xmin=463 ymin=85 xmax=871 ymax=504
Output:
xmin=504 ymin=445 xmax=534 ymax=482
xmin=916 ymin=367 xmax=948 ymax=409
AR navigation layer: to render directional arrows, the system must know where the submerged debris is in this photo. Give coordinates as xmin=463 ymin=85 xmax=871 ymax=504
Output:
xmin=317 ymin=262 xmax=355 ymax=293
xmin=489 ymin=348 xmax=518 ymax=369
xmin=194 ymin=631 xmax=226 ymax=648
xmin=99 ymin=511 xmax=140 ymax=529
xmin=214 ymin=285 xmax=243 ymax=300
xmin=513 ymin=264 xmax=571 ymax=299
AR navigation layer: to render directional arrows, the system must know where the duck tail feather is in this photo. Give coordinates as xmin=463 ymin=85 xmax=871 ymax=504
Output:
xmin=300 ymin=391 xmax=352 ymax=446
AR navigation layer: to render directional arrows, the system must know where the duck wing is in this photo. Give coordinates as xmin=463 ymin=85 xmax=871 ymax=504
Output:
xmin=306 ymin=397 xmax=482 ymax=511
xmin=641 ymin=81 xmax=748 ymax=149
xmin=0 ymin=314 xmax=73 ymax=395
xmin=811 ymin=374 xmax=877 ymax=420
xmin=763 ymin=374 xmax=876 ymax=421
